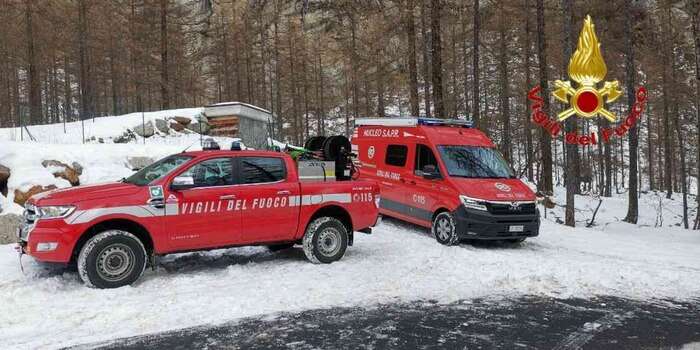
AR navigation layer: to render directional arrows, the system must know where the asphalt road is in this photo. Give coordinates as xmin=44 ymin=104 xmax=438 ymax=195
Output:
xmin=76 ymin=296 xmax=700 ymax=350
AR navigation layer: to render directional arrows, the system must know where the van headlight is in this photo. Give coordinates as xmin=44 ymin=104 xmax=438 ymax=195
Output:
xmin=459 ymin=195 xmax=487 ymax=211
xmin=37 ymin=205 xmax=76 ymax=219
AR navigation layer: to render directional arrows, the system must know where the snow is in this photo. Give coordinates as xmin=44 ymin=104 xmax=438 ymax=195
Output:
xmin=0 ymin=108 xmax=204 ymax=144
xmin=1 ymin=197 xmax=699 ymax=349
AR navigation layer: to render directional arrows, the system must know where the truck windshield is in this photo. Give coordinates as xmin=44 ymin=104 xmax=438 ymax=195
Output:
xmin=123 ymin=155 xmax=193 ymax=186
xmin=437 ymin=145 xmax=514 ymax=179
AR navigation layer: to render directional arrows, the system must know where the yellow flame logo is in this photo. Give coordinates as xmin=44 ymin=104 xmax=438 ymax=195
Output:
xmin=569 ymin=16 xmax=607 ymax=86
xmin=553 ymin=15 xmax=622 ymax=122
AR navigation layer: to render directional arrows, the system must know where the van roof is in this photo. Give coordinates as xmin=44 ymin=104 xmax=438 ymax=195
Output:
xmin=355 ymin=118 xmax=494 ymax=147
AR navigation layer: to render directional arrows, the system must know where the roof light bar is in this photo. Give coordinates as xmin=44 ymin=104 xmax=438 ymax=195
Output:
xmin=354 ymin=117 xmax=473 ymax=128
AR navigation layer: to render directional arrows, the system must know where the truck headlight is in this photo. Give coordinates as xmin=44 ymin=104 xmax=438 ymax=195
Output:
xmin=459 ymin=195 xmax=487 ymax=211
xmin=38 ymin=205 xmax=76 ymax=219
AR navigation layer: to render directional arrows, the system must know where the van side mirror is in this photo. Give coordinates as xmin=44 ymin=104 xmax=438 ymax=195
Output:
xmin=170 ymin=176 xmax=195 ymax=191
xmin=421 ymin=165 xmax=441 ymax=180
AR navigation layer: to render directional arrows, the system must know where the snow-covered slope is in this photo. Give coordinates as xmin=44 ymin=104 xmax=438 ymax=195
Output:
xmin=0 ymin=108 xmax=238 ymax=215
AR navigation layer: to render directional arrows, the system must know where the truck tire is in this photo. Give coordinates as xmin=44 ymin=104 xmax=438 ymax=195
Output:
xmin=302 ymin=217 xmax=348 ymax=264
xmin=77 ymin=230 xmax=147 ymax=289
xmin=432 ymin=212 xmax=459 ymax=246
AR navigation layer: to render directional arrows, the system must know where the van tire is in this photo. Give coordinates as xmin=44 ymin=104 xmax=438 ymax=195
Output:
xmin=432 ymin=212 xmax=459 ymax=246
xmin=78 ymin=230 xmax=147 ymax=289
xmin=303 ymin=217 xmax=348 ymax=264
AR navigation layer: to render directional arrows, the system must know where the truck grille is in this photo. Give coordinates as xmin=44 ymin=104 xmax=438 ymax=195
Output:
xmin=18 ymin=204 xmax=38 ymax=241
xmin=487 ymin=202 xmax=536 ymax=215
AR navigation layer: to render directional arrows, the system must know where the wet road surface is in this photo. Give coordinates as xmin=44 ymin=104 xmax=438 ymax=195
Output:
xmin=76 ymin=296 xmax=700 ymax=350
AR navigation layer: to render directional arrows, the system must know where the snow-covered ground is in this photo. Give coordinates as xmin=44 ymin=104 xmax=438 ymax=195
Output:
xmin=1 ymin=108 xmax=699 ymax=349
xmin=1 ymin=200 xmax=699 ymax=349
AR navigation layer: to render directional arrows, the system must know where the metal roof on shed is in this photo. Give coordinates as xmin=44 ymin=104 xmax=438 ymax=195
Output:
xmin=203 ymin=102 xmax=271 ymax=123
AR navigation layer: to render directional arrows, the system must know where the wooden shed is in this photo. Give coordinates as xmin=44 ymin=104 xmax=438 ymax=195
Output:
xmin=203 ymin=102 xmax=272 ymax=149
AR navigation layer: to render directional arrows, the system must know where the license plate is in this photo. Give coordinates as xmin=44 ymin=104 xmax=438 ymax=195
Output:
xmin=509 ymin=225 xmax=524 ymax=233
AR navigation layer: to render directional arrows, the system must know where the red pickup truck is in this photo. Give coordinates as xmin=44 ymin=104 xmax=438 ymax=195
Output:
xmin=17 ymin=149 xmax=380 ymax=288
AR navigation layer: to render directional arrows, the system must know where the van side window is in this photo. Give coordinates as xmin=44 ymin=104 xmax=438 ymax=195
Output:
xmin=385 ymin=145 xmax=408 ymax=167
xmin=415 ymin=144 xmax=439 ymax=174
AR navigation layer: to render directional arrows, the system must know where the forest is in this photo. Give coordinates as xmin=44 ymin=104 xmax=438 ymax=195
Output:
xmin=0 ymin=0 xmax=698 ymax=229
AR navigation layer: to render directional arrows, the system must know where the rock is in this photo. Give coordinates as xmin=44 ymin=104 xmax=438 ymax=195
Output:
xmin=71 ymin=162 xmax=84 ymax=176
xmin=543 ymin=196 xmax=557 ymax=209
xmin=0 ymin=214 xmax=22 ymax=244
xmin=155 ymin=118 xmax=169 ymax=133
xmin=169 ymin=121 xmax=185 ymax=132
xmin=114 ymin=130 xmax=136 ymax=143
xmin=0 ymin=164 xmax=9 ymax=197
xmin=14 ymin=185 xmax=58 ymax=206
xmin=133 ymin=121 xmax=155 ymax=138
xmin=126 ymin=156 xmax=155 ymax=171
xmin=186 ymin=121 xmax=211 ymax=135
xmin=41 ymin=160 xmax=81 ymax=186
xmin=172 ymin=116 xmax=191 ymax=125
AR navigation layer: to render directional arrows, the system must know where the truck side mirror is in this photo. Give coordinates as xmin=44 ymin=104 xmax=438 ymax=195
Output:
xmin=170 ymin=176 xmax=195 ymax=191
xmin=421 ymin=165 xmax=441 ymax=180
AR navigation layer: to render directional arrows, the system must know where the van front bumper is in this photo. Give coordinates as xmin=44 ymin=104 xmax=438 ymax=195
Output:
xmin=453 ymin=206 xmax=540 ymax=240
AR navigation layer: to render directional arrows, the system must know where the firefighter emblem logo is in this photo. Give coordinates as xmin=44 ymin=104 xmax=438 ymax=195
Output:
xmin=367 ymin=146 xmax=375 ymax=159
xmin=553 ymin=15 xmax=622 ymax=122
xmin=495 ymin=183 xmax=511 ymax=192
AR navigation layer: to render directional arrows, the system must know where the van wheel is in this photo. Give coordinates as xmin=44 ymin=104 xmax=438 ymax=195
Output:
xmin=78 ymin=230 xmax=147 ymax=289
xmin=432 ymin=212 xmax=459 ymax=246
xmin=303 ymin=217 xmax=348 ymax=264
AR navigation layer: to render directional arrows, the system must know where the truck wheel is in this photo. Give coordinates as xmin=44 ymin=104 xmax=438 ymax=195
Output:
xmin=77 ymin=230 xmax=147 ymax=289
xmin=267 ymin=243 xmax=295 ymax=252
xmin=432 ymin=212 xmax=459 ymax=246
xmin=303 ymin=217 xmax=348 ymax=264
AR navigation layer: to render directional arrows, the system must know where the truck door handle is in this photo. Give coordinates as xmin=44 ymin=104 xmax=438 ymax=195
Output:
xmin=219 ymin=194 xmax=236 ymax=200
xmin=147 ymin=198 xmax=165 ymax=209
xmin=277 ymin=190 xmax=291 ymax=195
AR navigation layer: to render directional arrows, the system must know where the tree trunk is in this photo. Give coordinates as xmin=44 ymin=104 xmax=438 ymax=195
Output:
xmin=405 ymin=0 xmax=420 ymax=116
xmin=420 ymin=0 xmax=431 ymax=116
xmin=25 ymin=0 xmax=42 ymax=125
xmin=160 ymin=0 xmax=169 ymax=109
xmin=78 ymin=0 xmax=93 ymax=121
xmin=429 ymin=0 xmax=444 ymax=117
xmin=691 ymin=2 xmax=700 ymax=228
xmin=497 ymin=0 xmax=511 ymax=161
xmin=472 ymin=0 xmax=480 ymax=128
xmin=536 ymin=0 xmax=553 ymax=193
xmin=562 ymin=0 xmax=576 ymax=226
xmin=523 ymin=0 xmax=534 ymax=181
xmin=623 ymin=0 xmax=639 ymax=223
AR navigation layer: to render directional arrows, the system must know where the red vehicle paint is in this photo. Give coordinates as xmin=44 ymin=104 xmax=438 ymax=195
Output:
xmin=352 ymin=118 xmax=539 ymax=245
xmin=18 ymin=149 xmax=380 ymax=288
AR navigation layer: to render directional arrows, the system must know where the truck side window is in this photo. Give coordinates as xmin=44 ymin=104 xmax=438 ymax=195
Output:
xmin=239 ymin=157 xmax=286 ymax=184
xmin=385 ymin=145 xmax=408 ymax=167
xmin=181 ymin=158 xmax=234 ymax=187
xmin=415 ymin=144 xmax=439 ymax=175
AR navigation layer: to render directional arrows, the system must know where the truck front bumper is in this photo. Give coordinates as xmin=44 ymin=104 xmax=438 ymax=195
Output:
xmin=453 ymin=206 xmax=540 ymax=240
xmin=17 ymin=226 xmax=74 ymax=263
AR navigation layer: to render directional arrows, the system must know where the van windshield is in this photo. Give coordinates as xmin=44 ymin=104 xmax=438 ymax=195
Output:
xmin=437 ymin=145 xmax=515 ymax=179
xmin=123 ymin=155 xmax=193 ymax=186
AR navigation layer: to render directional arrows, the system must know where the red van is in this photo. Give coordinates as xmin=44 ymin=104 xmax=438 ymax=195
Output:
xmin=352 ymin=118 xmax=539 ymax=245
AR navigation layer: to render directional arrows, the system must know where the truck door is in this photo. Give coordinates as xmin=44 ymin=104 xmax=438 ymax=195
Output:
xmin=165 ymin=157 xmax=241 ymax=250
xmin=235 ymin=156 xmax=300 ymax=243
xmin=405 ymin=144 xmax=442 ymax=224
